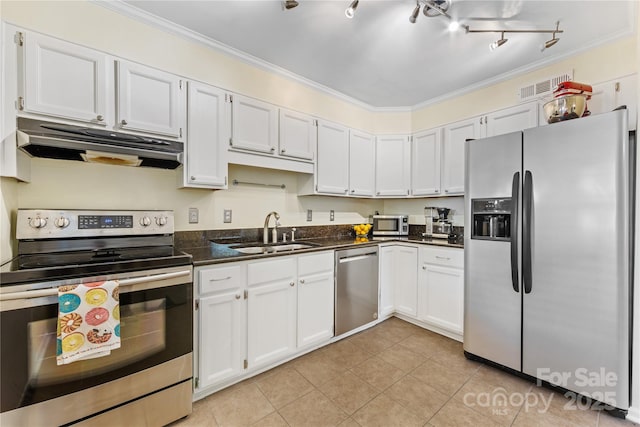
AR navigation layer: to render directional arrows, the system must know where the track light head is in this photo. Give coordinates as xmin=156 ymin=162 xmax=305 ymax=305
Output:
xmin=489 ymin=33 xmax=508 ymax=51
xmin=544 ymin=37 xmax=559 ymax=49
xmin=345 ymin=0 xmax=359 ymax=18
xmin=283 ymin=0 xmax=299 ymax=9
xmin=409 ymin=3 xmax=420 ymax=24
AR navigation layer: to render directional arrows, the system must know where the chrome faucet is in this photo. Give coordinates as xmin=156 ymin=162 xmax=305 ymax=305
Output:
xmin=263 ymin=211 xmax=281 ymax=244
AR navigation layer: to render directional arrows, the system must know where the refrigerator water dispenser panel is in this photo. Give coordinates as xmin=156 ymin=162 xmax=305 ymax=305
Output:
xmin=471 ymin=198 xmax=512 ymax=241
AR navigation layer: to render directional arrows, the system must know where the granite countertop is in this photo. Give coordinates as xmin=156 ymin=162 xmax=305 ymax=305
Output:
xmin=180 ymin=235 xmax=463 ymax=267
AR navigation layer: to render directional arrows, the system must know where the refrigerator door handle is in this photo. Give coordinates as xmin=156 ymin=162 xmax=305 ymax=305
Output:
xmin=510 ymin=171 xmax=520 ymax=292
xmin=523 ymin=170 xmax=533 ymax=294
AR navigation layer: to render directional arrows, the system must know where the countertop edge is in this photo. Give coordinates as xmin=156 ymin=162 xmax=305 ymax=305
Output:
xmin=183 ymin=237 xmax=463 ymax=267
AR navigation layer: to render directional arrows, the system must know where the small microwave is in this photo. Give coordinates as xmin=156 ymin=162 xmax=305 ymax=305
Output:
xmin=372 ymin=215 xmax=409 ymax=236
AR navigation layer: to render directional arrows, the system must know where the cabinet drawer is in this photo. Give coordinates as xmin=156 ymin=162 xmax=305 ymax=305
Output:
xmin=419 ymin=246 xmax=464 ymax=268
xmin=199 ymin=264 xmax=244 ymax=295
xmin=248 ymin=256 xmax=296 ymax=286
xmin=298 ymin=251 xmax=334 ymax=276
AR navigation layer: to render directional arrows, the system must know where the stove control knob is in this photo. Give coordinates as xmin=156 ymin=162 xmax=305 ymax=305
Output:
xmin=140 ymin=216 xmax=152 ymax=227
xmin=29 ymin=216 xmax=47 ymax=229
xmin=54 ymin=216 xmax=70 ymax=228
xmin=156 ymin=216 xmax=167 ymax=226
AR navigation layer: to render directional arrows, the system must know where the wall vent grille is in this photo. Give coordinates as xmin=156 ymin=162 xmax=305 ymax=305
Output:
xmin=518 ymin=71 xmax=573 ymax=102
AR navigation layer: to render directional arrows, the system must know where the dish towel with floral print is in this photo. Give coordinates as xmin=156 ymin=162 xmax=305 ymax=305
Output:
xmin=56 ymin=280 xmax=121 ymax=365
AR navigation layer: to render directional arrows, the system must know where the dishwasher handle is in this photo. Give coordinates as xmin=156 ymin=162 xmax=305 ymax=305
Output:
xmin=337 ymin=252 xmax=378 ymax=263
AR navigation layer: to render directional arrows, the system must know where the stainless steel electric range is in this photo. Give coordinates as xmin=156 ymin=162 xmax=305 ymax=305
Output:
xmin=0 ymin=209 xmax=193 ymax=426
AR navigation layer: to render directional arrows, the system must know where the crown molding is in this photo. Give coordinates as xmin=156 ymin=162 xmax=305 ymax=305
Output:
xmin=94 ymin=0 xmax=635 ymax=114
xmin=92 ymin=0 xmax=414 ymax=113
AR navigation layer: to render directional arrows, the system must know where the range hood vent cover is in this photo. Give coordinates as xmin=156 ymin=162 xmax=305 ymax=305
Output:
xmin=16 ymin=117 xmax=184 ymax=169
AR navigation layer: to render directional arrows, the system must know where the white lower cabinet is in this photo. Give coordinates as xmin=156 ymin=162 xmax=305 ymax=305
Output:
xmin=378 ymin=245 xmax=418 ymax=318
xmin=195 ymin=251 xmax=334 ymax=397
xmin=247 ymin=257 xmax=298 ymax=369
xmin=196 ymin=264 xmax=246 ymax=390
xmin=417 ymin=246 xmax=464 ymax=336
xmin=297 ymin=252 xmax=335 ymax=348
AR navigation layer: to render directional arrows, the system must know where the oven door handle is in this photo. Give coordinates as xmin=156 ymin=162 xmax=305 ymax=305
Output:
xmin=0 ymin=269 xmax=192 ymax=301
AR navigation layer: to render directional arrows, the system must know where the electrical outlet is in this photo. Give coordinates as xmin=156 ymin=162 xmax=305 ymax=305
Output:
xmin=307 ymin=209 xmax=312 ymax=221
xmin=188 ymin=208 xmax=199 ymax=224
xmin=330 ymin=210 xmax=335 ymax=221
xmin=223 ymin=209 xmax=232 ymax=223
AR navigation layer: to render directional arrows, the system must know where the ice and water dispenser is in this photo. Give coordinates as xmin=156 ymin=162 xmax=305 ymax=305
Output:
xmin=471 ymin=198 xmax=512 ymax=241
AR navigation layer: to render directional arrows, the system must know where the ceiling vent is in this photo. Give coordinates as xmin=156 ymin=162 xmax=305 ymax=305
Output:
xmin=518 ymin=71 xmax=574 ymax=102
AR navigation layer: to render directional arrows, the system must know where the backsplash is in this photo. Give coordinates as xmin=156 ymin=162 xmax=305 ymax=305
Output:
xmin=175 ymin=224 xmax=355 ymax=248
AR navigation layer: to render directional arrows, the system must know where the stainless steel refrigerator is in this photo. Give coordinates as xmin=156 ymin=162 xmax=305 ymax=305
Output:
xmin=463 ymin=108 xmax=633 ymax=412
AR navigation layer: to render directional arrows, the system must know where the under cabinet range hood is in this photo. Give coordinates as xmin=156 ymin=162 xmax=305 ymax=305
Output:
xmin=16 ymin=118 xmax=184 ymax=169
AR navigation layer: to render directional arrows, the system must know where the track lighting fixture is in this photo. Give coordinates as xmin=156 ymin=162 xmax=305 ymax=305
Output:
xmin=409 ymin=2 xmax=420 ymax=24
xmin=489 ymin=32 xmax=508 ymax=51
xmin=466 ymin=21 xmax=563 ymax=52
xmin=345 ymin=0 xmax=359 ymax=19
xmin=283 ymin=0 xmax=298 ymax=10
xmin=541 ymin=22 xmax=561 ymax=50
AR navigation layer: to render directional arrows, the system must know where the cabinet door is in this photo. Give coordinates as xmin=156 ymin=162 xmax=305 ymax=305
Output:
xmin=485 ymin=101 xmax=538 ymax=137
xmin=375 ymin=135 xmax=411 ymax=197
xmin=117 ymin=60 xmax=183 ymax=138
xmin=348 ymin=129 xmax=375 ymax=197
xmin=590 ymin=75 xmax=637 ymax=130
xmin=378 ymin=246 xmax=395 ymax=318
xmin=198 ymin=290 xmax=245 ymax=389
xmin=316 ymin=120 xmax=349 ymax=195
xmin=230 ymin=94 xmax=278 ymax=154
xmin=247 ymin=257 xmax=297 ymax=369
xmin=297 ymin=252 xmax=334 ymax=347
xmin=22 ymin=32 xmax=109 ymax=125
xmin=247 ymin=281 xmax=297 ymax=369
xmin=185 ymin=82 xmax=227 ymax=188
xmin=419 ymin=264 xmax=464 ymax=334
xmin=393 ymin=246 xmax=418 ymax=317
xmin=411 ymin=128 xmax=442 ymax=196
xmin=279 ymin=108 xmax=316 ymax=160
xmin=442 ymin=118 xmax=480 ymax=195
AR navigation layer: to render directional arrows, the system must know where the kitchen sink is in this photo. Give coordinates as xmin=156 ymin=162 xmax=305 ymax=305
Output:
xmin=228 ymin=242 xmax=319 ymax=254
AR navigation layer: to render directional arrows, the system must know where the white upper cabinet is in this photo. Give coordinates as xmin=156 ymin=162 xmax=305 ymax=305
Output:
xmin=279 ymin=108 xmax=316 ymax=160
xmin=442 ymin=118 xmax=480 ymax=195
xmin=411 ymin=128 xmax=442 ymax=196
xmin=230 ymin=94 xmax=278 ymax=154
xmin=589 ymin=75 xmax=637 ymax=130
xmin=116 ymin=60 xmax=184 ymax=138
xmin=316 ymin=120 xmax=349 ymax=195
xmin=21 ymin=31 xmax=109 ymax=125
xmin=184 ymin=82 xmax=227 ymax=189
xmin=375 ymin=135 xmax=411 ymax=197
xmin=484 ymin=101 xmax=538 ymax=137
xmin=348 ymin=129 xmax=375 ymax=197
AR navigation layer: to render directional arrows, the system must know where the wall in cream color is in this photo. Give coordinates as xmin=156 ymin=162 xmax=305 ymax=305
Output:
xmin=0 ymin=0 xmax=637 ymax=264
xmin=412 ymin=36 xmax=638 ymax=131
xmin=0 ymin=1 xmax=410 ymax=135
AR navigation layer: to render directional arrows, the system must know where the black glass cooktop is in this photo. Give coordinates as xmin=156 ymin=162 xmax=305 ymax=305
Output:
xmin=0 ymin=247 xmax=191 ymax=286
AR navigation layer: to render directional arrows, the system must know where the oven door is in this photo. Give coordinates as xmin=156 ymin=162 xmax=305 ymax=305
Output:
xmin=0 ymin=265 xmax=192 ymax=423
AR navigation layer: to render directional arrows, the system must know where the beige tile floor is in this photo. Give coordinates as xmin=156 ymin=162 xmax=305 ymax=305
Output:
xmin=173 ymin=318 xmax=638 ymax=427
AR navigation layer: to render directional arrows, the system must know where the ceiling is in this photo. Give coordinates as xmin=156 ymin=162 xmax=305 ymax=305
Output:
xmin=122 ymin=0 xmax=635 ymax=109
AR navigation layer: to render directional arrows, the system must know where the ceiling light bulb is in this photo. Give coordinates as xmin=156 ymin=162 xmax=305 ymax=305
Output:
xmin=448 ymin=21 xmax=460 ymax=31
xmin=345 ymin=0 xmax=359 ymax=18
xmin=409 ymin=3 xmax=420 ymax=24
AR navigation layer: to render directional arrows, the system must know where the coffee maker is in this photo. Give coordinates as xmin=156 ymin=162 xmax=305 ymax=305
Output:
xmin=432 ymin=207 xmax=453 ymax=239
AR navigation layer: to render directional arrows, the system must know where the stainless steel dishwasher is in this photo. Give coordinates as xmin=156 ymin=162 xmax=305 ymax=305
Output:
xmin=335 ymin=246 xmax=379 ymax=336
